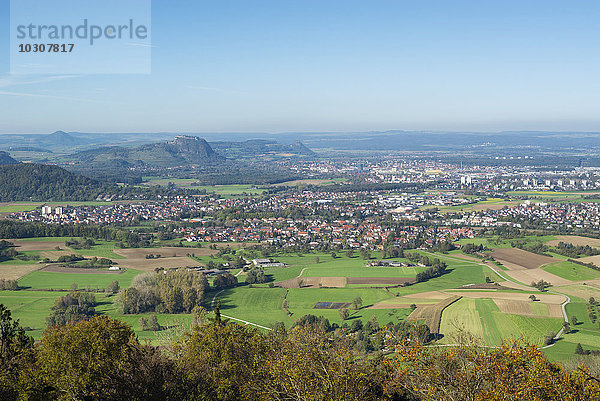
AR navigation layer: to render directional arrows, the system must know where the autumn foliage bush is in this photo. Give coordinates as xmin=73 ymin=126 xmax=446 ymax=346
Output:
xmin=1 ymin=304 xmax=600 ymax=400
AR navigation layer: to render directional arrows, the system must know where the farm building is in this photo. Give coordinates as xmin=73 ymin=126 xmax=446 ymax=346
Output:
xmin=252 ymin=259 xmax=286 ymax=268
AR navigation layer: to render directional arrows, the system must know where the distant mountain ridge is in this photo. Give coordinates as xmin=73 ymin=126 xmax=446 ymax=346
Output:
xmin=0 ymin=131 xmax=95 ymax=151
xmin=71 ymin=135 xmax=224 ymax=168
xmin=38 ymin=131 xmax=85 ymax=147
xmin=3 ymin=130 xmax=600 ymax=154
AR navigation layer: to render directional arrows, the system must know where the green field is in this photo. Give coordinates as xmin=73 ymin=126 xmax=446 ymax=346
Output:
xmin=18 ymin=269 xmax=141 ymax=290
xmin=271 ymin=253 xmax=418 ymax=278
xmin=0 ymin=253 xmax=40 ymax=266
xmin=0 ymin=201 xmax=115 ymax=213
xmin=0 ymin=239 xmax=590 ymax=361
xmin=303 ymin=265 xmax=418 ymax=278
xmin=565 ymin=299 xmax=599 ymax=330
xmin=15 ymin=238 xmax=126 ymax=260
xmin=142 ymin=178 xmax=266 ymax=196
xmin=64 ymin=240 xmax=126 ymax=259
xmin=210 ymin=282 xmax=408 ymax=329
xmin=440 ymin=298 xmax=563 ymax=346
xmin=542 ymin=261 xmax=600 ymax=282
xmin=262 ymin=251 xmax=502 ymax=287
xmin=0 ymin=204 xmax=41 ymax=213
xmin=0 ymin=289 xmax=197 ymax=342
xmin=552 ymin=297 xmax=600 ymax=358
xmin=506 ymin=191 xmax=600 ymax=204
xmin=543 ymin=339 xmax=600 ymax=361
xmin=507 ymin=191 xmax=584 ymax=199
xmin=214 ymin=286 xmax=290 ymax=327
xmin=456 ymin=235 xmax=557 ymax=248
xmin=0 ymin=290 xmax=70 ymax=338
xmin=266 ymin=266 xmax=305 ymax=282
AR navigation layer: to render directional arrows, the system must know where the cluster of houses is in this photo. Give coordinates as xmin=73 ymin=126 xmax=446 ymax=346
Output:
xmin=179 ymin=219 xmax=476 ymax=250
xmin=486 ymin=201 xmax=600 ymax=230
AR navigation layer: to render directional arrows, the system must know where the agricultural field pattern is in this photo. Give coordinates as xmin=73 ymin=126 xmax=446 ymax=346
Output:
xmin=2 ymin=234 xmax=600 ymax=360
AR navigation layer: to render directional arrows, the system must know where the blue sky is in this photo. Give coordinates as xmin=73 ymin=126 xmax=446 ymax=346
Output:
xmin=1 ymin=0 xmax=600 ymax=133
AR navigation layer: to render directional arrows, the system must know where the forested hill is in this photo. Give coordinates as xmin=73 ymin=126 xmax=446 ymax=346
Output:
xmin=0 ymin=164 xmax=113 ymax=201
xmin=0 ymin=151 xmax=19 ymax=165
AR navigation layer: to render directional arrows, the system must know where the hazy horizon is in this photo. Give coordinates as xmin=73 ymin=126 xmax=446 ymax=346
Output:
xmin=1 ymin=0 xmax=600 ymax=133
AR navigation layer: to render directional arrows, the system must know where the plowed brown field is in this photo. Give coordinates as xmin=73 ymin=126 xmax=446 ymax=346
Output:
xmin=114 ymin=247 xmax=216 ymax=258
xmin=491 ymin=248 xmax=555 ymax=269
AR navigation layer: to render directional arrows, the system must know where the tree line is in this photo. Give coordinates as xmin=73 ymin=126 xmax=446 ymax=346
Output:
xmin=1 ymin=304 xmax=599 ymax=401
xmin=405 ymin=253 xmax=449 ymax=283
xmin=117 ymin=270 xmax=208 ymax=315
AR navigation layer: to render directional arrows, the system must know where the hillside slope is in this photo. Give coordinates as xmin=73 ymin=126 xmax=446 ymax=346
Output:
xmin=0 ymin=151 xmax=19 ymax=165
xmin=0 ymin=164 xmax=113 ymax=201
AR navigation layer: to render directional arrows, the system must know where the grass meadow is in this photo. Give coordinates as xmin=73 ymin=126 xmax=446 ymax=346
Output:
xmin=542 ymin=261 xmax=600 ymax=282
xmin=18 ymin=269 xmax=141 ymax=290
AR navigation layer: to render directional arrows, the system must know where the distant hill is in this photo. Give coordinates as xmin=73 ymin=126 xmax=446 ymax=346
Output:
xmin=290 ymin=140 xmax=316 ymax=156
xmin=0 ymin=131 xmax=96 ymax=152
xmin=71 ymin=136 xmax=224 ymax=168
xmin=210 ymin=139 xmax=316 ymax=158
xmin=0 ymin=151 xmax=19 ymax=165
xmin=37 ymin=131 xmax=87 ymax=147
xmin=0 ymin=164 xmax=113 ymax=201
